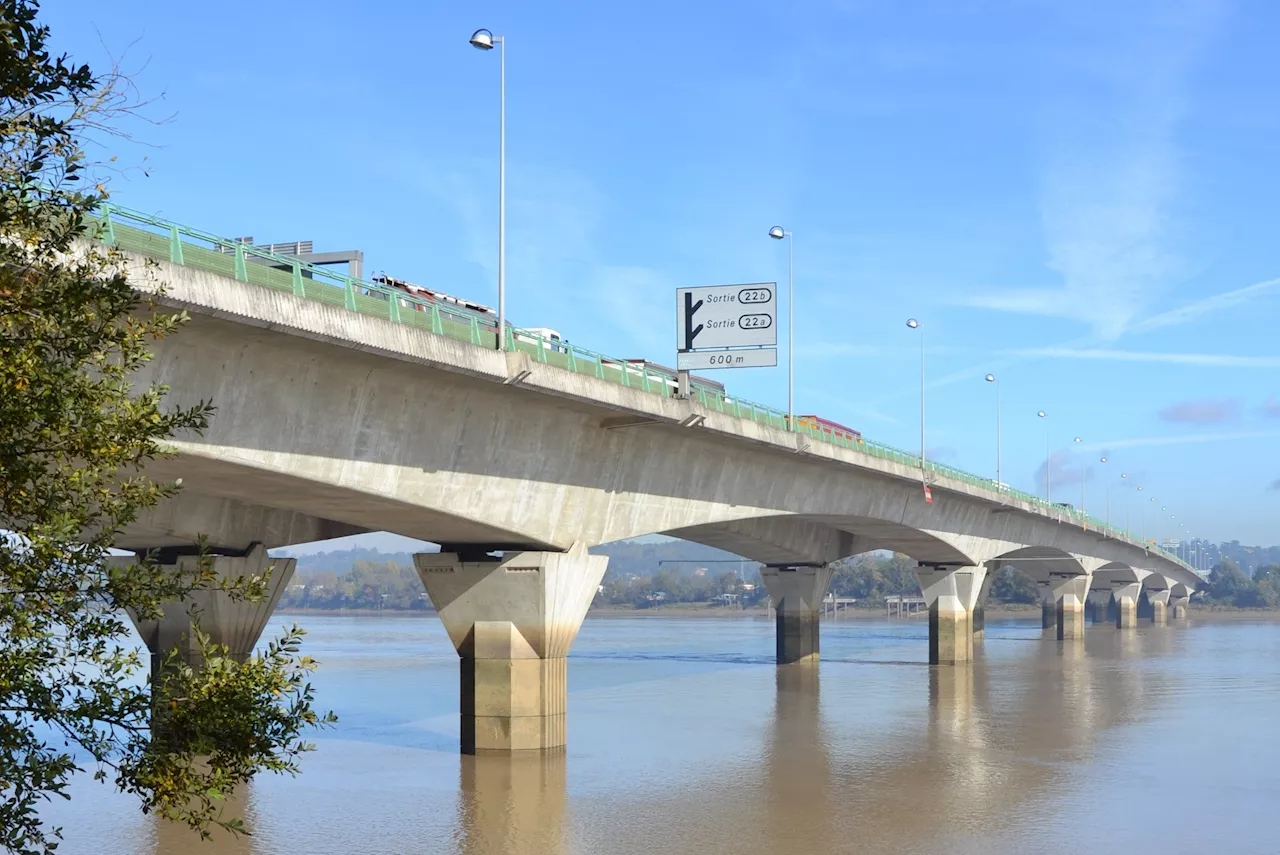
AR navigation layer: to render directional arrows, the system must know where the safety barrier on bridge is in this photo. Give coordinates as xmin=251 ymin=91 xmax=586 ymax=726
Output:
xmin=85 ymin=203 xmax=1190 ymax=572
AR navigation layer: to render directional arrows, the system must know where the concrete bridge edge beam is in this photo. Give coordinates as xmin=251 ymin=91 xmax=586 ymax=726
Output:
xmin=413 ymin=546 xmax=608 ymax=754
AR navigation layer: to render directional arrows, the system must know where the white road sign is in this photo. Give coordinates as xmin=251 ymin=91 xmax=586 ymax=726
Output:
xmin=677 ymin=349 xmax=778 ymax=370
xmin=676 ymin=283 xmax=777 ymax=351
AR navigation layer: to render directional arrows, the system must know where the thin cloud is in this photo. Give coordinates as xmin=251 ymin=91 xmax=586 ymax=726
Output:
xmin=1005 ymin=347 xmax=1280 ymax=369
xmin=958 ymin=3 xmax=1223 ymax=339
xmin=1270 ymin=478 xmax=1280 ymax=492
xmin=1263 ymin=397 xmax=1280 ymax=419
xmin=1127 ymin=277 xmax=1280 ymax=335
xmin=1158 ymin=398 xmax=1242 ymax=424
xmin=1075 ymin=431 xmax=1280 ymax=452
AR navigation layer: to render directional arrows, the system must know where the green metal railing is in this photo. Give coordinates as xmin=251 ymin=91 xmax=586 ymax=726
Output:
xmin=86 ymin=203 xmax=1192 ymax=573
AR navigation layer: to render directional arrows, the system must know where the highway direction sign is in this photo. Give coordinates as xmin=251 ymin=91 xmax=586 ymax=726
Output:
xmin=676 ymin=283 xmax=777 ymax=351
xmin=676 ymin=348 xmax=778 ymax=370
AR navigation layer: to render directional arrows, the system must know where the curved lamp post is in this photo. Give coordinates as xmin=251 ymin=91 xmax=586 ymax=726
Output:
xmin=907 ymin=319 xmax=924 ymax=479
xmin=470 ymin=28 xmax=507 ymax=349
xmin=768 ymin=226 xmax=793 ymax=429
xmin=1037 ymin=410 xmax=1049 ymax=502
xmin=1073 ymin=436 xmax=1084 ymax=514
xmin=985 ymin=374 xmax=1000 ymax=488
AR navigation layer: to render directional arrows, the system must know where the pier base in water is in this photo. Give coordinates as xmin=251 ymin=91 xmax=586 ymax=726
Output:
xmin=415 ymin=548 xmax=607 ymax=753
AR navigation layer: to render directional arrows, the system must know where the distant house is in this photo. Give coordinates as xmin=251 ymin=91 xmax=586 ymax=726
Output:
xmin=646 ymin=591 xmax=667 ymax=602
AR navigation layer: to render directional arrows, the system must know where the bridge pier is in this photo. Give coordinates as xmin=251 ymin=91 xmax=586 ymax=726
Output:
xmin=414 ymin=548 xmax=607 ymax=753
xmin=971 ymin=570 xmax=995 ymax=644
xmin=1170 ymin=595 xmax=1190 ymax=620
xmin=1049 ymin=573 xmax=1091 ymax=640
xmin=1146 ymin=589 xmax=1170 ymax=625
xmin=761 ymin=566 xmax=835 ymax=666
xmin=1037 ymin=582 xmax=1056 ymax=630
xmin=916 ymin=565 xmax=988 ymax=665
xmin=111 ymin=544 xmax=295 ymax=679
xmin=1087 ymin=589 xmax=1113 ymax=625
xmin=1112 ymin=582 xmax=1143 ymax=629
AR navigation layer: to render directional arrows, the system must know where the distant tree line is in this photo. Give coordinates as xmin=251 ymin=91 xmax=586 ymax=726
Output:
xmin=272 ymin=551 xmax=1280 ymax=613
xmin=1199 ymin=559 xmax=1280 ymax=608
xmin=278 ymin=560 xmax=429 ymax=610
xmin=598 ymin=553 xmax=1041 ymax=608
xmin=599 ymin=569 xmax=749 ymax=607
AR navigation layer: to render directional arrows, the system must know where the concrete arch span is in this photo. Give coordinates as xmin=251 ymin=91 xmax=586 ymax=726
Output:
xmin=128 ymin=310 xmax=1194 ymax=589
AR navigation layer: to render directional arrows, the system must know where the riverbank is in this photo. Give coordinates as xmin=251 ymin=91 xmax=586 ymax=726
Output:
xmin=274 ymin=604 xmax=1280 ymax=621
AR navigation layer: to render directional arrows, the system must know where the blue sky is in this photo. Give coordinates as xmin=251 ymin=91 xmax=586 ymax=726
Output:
xmin=49 ymin=0 xmax=1280 ymax=546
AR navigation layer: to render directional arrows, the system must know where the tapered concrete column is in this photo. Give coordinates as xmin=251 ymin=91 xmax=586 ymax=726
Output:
xmin=760 ymin=565 xmax=835 ymax=665
xmin=972 ymin=570 xmax=996 ymax=643
xmin=1037 ymin=582 xmax=1055 ymax=629
xmin=415 ymin=547 xmax=608 ymax=753
xmin=916 ymin=565 xmax=988 ymax=665
xmin=1170 ymin=595 xmax=1190 ymax=620
xmin=1087 ymin=589 xmax=1113 ymax=625
xmin=112 ymin=544 xmax=295 ymax=678
xmin=1112 ymin=581 xmax=1142 ymax=629
xmin=1146 ymin=589 xmax=1170 ymax=625
xmin=1050 ymin=573 xmax=1091 ymax=641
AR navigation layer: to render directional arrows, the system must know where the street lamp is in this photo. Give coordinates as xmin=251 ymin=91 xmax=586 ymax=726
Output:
xmin=907 ymin=319 xmax=925 ymax=478
xmin=470 ymin=28 xmax=507 ymax=350
xmin=985 ymin=374 xmax=1001 ymax=489
xmin=1135 ymin=484 xmax=1143 ymax=538
xmin=769 ymin=226 xmax=794 ymax=430
xmin=1037 ymin=410 xmax=1049 ymax=502
xmin=1099 ymin=456 xmax=1109 ymax=526
xmin=1073 ymin=436 xmax=1084 ymax=515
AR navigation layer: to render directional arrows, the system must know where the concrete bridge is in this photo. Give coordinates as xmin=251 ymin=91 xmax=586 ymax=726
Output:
xmin=96 ymin=205 xmax=1203 ymax=753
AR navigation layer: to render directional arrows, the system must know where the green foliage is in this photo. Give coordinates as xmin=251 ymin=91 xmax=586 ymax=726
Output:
xmin=988 ymin=566 xmax=1040 ymax=604
xmin=599 ymin=568 xmax=746 ymax=607
xmin=829 ymin=553 xmax=921 ymax=601
xmin=1203 ymin=559 xmax=1279 ymax=609
xmin=279 ymin=560 xmax=429 ymax=610
xmin=591 ymin=539 xmax=762 ymax=582
xmin=0 ymin=4 xmax=332 ymax=852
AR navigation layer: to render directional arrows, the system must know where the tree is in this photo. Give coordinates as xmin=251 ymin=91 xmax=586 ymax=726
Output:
xmin=0 ymin=4 xmax=331 ymax=852
xmin=989 ymin=567 xmax=1038 ymax=604
xmin=1206 ymin=559 xmax=1256 ymax=607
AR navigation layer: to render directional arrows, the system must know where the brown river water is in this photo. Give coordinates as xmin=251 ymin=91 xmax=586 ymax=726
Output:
xmin=42 ymin=613 xmax=1280 ymax=854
